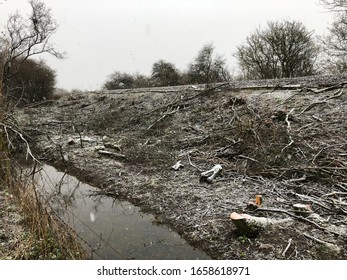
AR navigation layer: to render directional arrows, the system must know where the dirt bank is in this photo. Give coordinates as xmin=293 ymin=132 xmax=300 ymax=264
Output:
xmin=18 ymin=75 xmax=347 ymax=259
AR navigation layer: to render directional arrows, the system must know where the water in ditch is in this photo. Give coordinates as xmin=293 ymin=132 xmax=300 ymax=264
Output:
xmin=29 ymin=164 xmax=210 ymax=260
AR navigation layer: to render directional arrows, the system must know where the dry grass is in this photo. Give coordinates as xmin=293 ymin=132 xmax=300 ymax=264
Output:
xmin=0 ymin=135 xmax=86 ymax=259
xmin=15 ymin=178 xmax=86 ymax=259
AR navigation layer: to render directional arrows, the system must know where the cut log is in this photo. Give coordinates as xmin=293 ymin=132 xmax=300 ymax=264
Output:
xmin=255 ymin=195 xmax=263 ymax=206
xmin=229 ymin=212 xmax=251 ymax=234
xmin=171 ymin=161 xmax=184 ymax=171
xmin=230 ymin=212 xmax=273 ymax=235
xmin=230 ymin=212 xmax=292 ymax=236
xmin=247 ymin=195 xmax=263 ymax=210
xmin=200 ymin=164 xmax=222 ymax=183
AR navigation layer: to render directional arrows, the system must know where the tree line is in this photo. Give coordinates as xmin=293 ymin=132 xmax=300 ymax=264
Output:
xmin=104 ymin=0 xmax=347 ymax=90
xmin=2 ymin=0 xmax=347 ymax=103
xmin=103 ymin=42 xmax=230 ymax=90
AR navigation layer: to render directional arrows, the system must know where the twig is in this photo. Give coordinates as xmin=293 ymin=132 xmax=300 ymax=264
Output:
xmin=187 ymin=151 xmax=203 ymax=172
xmin=301 ymin=232 xmax=341 ymax=253
xmin=285 ymin=175 xmax=306 ymax=183
xmin=201 ymin=206 xmax=211 ymax=218
xmin=302 ymin=232 xmax=325 ymax=244
xmin=312 ymin=115 xmax=323 ymax=122
xmin=299 ymin=101 xmax=327 ymax=115
xmin=214 ymin=140 xmax=243 ymax=154
xmin=312 ymin=147 xmax=324 ymax=164
xmin=336 ymin=184 xmax=347 ymax=192
xmin=297 ymin=122 xmax=315 ymax=131
xmin=0 ymin=122 xmax=39 ymax=162
xmin=282 ymin=238 xmax=293 ymax=257
xmin=282 ymin=136 xmax=294 ymax=151
xmin=285 ymin=108 xmax=295 ymax=129
xmin=282 ymin=108 xmax=295 ymax=152
xmin=237 ymin=155 xmax=259 ymax=163
xmin=57 ymin=143 xmax=67 ymax=165
xmin=321 ymin=192 xmax=347 ymax=198
xmin=3 ymin=125 xmax=14 ymax=149
xmin=312 ymin=83 xmax=346 ymax=93
xmin=147 ymin=106 xmax=179 ymax=130
xmin=325 ymin=85 xmax=345 ymax=100
xmin=292 ymin=192 xmax=332 ymax=212
xmin=56 ymin=171 xmax=67 ymax=194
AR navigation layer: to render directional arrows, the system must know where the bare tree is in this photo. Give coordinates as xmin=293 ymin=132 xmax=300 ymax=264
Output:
xmin=320 ymin=0 xmax=347 ymax=10
xmin=133 ymin=73 xmax=151 ymax=88
xmin=320 ymin=0 xmax=347 ymax=73
xmin=187 ymin=43 xmax=230 ymax=88
xmin=235 ymin=20 xmax=318 ymax=79
xmin=236 ymin=31 xmax=278 ymax=79
xmin=103 ymin=71 xmax=135 ymax=90
xmin=0 ymin=0 xmax=63 ymax=97
xmin=151 ymin=59 xmax=180 ymax=87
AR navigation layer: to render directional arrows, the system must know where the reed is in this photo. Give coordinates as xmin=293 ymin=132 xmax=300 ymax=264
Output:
xmin=1 ymin=84 xmax=86 ymax=259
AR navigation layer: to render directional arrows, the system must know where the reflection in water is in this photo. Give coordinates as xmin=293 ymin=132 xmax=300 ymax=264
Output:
xmin=27 ymin=164 xmax=210 ymax=260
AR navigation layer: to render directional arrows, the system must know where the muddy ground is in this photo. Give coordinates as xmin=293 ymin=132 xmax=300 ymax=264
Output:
xmin=17 ymin=75 xmax=347 ymax=259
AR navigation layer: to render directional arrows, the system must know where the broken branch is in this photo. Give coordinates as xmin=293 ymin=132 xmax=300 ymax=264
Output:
xmin=282 ymin=238 xmax=293 ymax=257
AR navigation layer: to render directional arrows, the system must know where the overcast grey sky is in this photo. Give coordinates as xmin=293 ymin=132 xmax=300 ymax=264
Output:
xmin=0 ymin=0 xmax=333 ymax=91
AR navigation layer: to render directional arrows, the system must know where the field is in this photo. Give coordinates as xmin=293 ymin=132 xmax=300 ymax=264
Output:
xmin=18 ymin=75 xmax=347 ymax=259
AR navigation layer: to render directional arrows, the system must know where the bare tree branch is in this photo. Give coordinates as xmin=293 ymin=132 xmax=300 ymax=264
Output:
xmin=235 ymin=20 xmax=318 ymax=79
xmin=1 ymin=0 xmax=63 ymax=96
